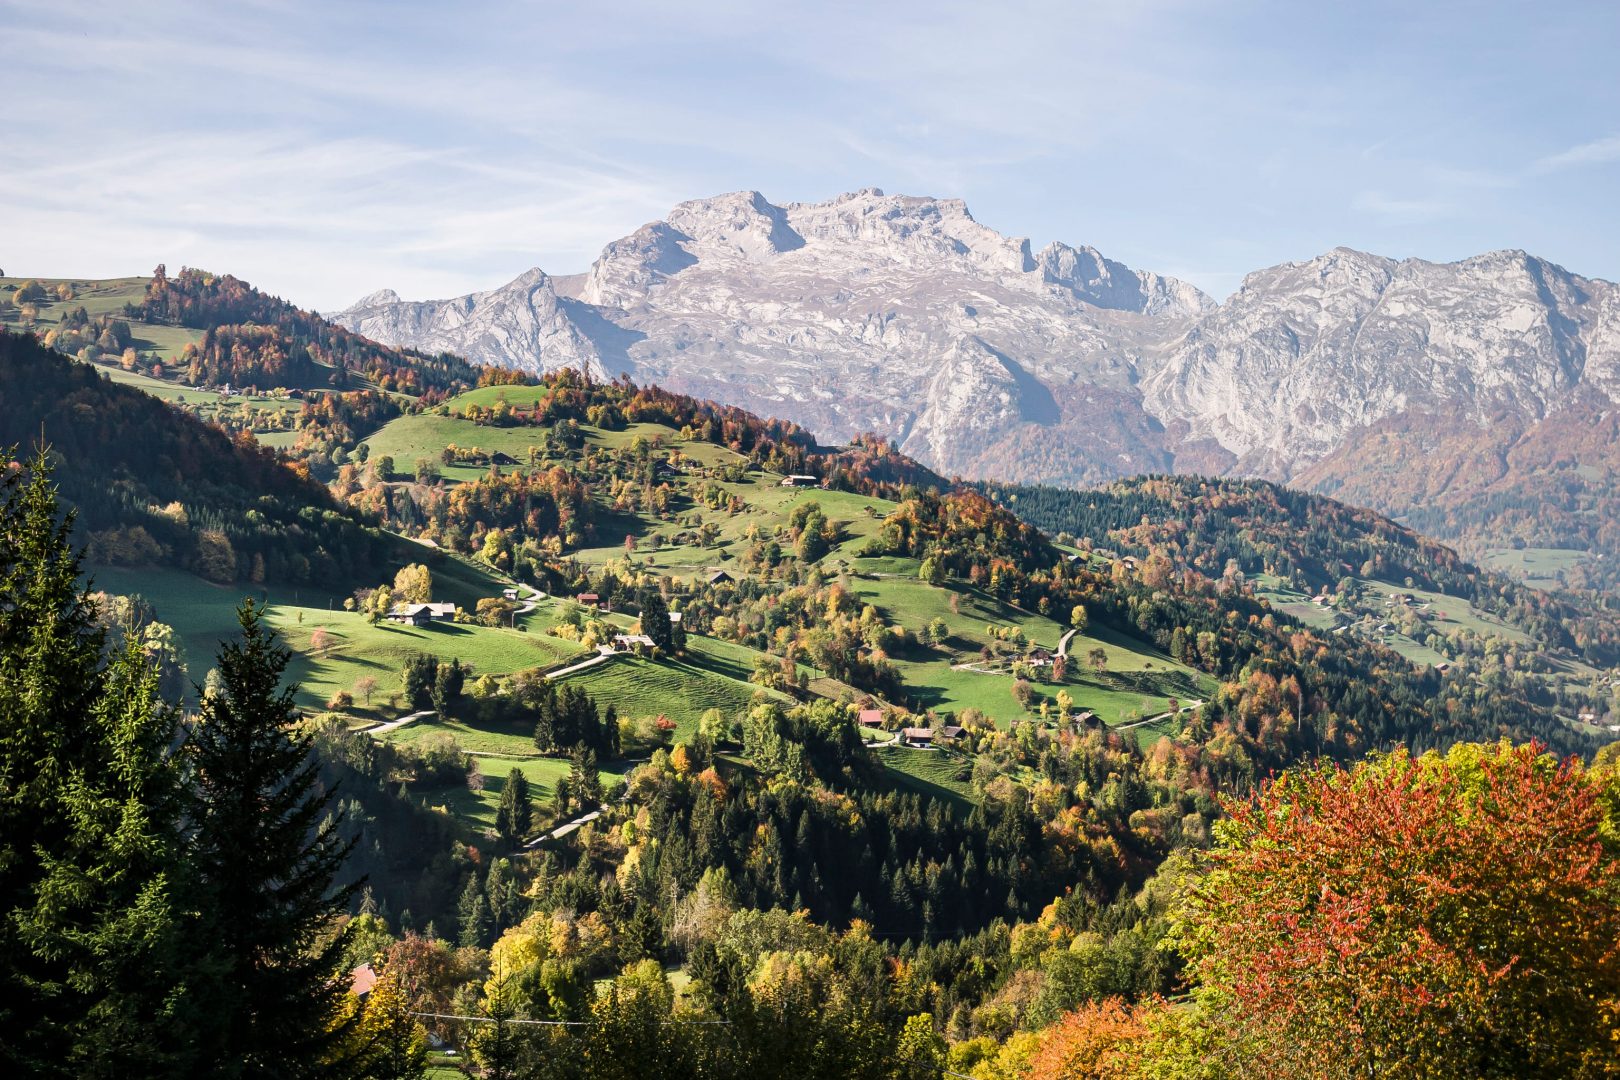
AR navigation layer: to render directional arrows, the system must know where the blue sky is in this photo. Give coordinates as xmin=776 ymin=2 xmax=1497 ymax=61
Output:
xmin=4 ymin=0 xmax=1618 ymax=310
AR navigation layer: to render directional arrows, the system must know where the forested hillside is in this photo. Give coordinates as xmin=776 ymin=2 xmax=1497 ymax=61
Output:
xmin=129 ymin=265 xmax=484 ymax=397
xmin=985 ymin=474 xmax=1620 ymax=729
xmin=0 ymin=330 xmax=398 ymax=587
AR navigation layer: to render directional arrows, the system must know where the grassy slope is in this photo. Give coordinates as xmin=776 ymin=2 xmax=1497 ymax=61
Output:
xmin=1 ymin=276 xmax=200 ymax=361
xmin=843 ymin=562 xmax=1207 ymax=726
xmin=80 ymin=373 xmax=1230 ymax=830
xmin=1254 ymin=571 xmax=1557 ymax=672
xmin=1479 ymin=546 xmax=1591 ymax=589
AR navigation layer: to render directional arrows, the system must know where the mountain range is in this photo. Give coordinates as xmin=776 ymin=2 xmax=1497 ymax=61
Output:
xmin=334 ymin=189 xmax=1620 ymax=584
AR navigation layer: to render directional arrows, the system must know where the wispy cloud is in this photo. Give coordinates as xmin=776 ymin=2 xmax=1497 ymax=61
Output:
xmin=1533 ymin=134 xmax=1620 ymax=174
xmin=2 ymin=0 xmax=1617 ymax=305
xmin=1351 ymin=190 xmax=1459 ymax=223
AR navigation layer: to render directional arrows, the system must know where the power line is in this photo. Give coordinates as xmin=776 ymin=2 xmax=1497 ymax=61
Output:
xmin=407 ymin=1010 xmax=730 ymax=1028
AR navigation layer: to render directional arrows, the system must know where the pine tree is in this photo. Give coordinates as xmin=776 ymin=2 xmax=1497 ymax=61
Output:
xmin=494 ymin=768 xmax=533 ymax=849
xmin=0 ymin=451 xmax=105 ymax=1072
xmin=640 ymin=589 xmax=673 ymax=653
xmin=457 ymin=873 xmax=490 ymax=949
xmin=0 ymin=451 xmax=194 ymax=1076
xmin=23 ymin=638 xmax=195 ymax=1076
xmin=187 ymin=599 xmax=358 ymax=1078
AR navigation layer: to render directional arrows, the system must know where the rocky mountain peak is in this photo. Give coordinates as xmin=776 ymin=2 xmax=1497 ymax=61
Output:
xmin=329 ymin=189 xmax=1619 ymax=494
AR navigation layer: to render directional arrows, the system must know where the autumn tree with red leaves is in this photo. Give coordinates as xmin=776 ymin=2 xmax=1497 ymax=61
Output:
xmin=1170 ymin=741 xmax=1620 ymax=1078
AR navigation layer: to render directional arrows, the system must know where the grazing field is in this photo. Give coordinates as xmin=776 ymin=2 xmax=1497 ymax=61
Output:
xmin=87 ymin=562 xmax=581 ymax=718
xmin=0 ymin=276 xmax=201 ymax=361
xmin=843 ymin=570 xmax=1204 ymax=725
xmin=874 ymin=745 xmax=975 ymax=805
xmin=266 ymin=611 xmax=584 ymax=717
xmin=553 ymin=655 xmax=776 ymax=735
xmin=418 ymin=754 xmax=573 ymax=832
xmin=1480 ymin=546 xmax=1591 ymax=589
xmin=380 ymin=713 xmax=547 ymax=757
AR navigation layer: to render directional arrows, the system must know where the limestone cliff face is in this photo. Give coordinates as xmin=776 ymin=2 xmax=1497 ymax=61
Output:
xmin=1143 ymin=247 xmax=1618 ymax=477
xmin=330 ymin=189 xmax=1618 ymax=492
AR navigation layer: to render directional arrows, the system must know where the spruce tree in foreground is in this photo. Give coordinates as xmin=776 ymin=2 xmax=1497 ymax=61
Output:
xmin=188 ymin=599 xmax=358 ymax=1078
xmin=0 ymin=451 xmax=193 ymax=1077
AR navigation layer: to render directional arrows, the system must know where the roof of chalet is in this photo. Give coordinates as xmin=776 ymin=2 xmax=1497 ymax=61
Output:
xmin=350 ymin=963 xmax=378 ymax=997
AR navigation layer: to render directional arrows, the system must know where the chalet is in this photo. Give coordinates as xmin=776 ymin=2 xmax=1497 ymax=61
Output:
xmin=387 ymin=604 xmax=434 ymax=627
xmin=901 ymin=727 xmax=934 ymax=747
xmin=780 ymin=474 xmax=820 ymax=488
xmin=1578 ymin=710 xmax=1599 ymax=724
xmin=857 ymin=709 xmax=885 ymax=728
xmin=502 ymin=587 xmax=519 ymax=601
xmin=1028 ymin=648 xmax=1054 ymax=667
xmin=613 ymin=633 xmax=656 ymax=652
xmin=669 ymin=611 xmax=683 ymax=624
xmin=350 ymin=963 xmax=378 ymax=998
xmin=1433 ymin=661 xmax=1452 ymax=674
xmin=1074 ymin=709 xmax=1100 ymax=727
xmin=425 ymin=602 xmax=456 ymax=620
xmin=490 ymin=451 xmax=520 ymax=467
xmin=938 ymin=724 xmax=965 ymax=741
xmin=576 ymin=592 xmax=604 ymax=609
xmin=706 ymin=569 xmax=735 ymax=585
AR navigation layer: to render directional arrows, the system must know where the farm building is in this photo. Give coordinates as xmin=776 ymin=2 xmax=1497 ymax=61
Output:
xmin=780 ymin=474 xmax=820 ymax=487
xmin=901 ymin=727 xmax=934 ymax=746
xmin=706 ymin=569 xmax=735 ymax=585
xmin=350 ymin=963 xmax=378 ymax=998
xmin=490 ymin=451 xmax=520 ymax=466
xmin=387 ymin=602 xmax=456 ymax=625
xmin=857 ymin=709 xmax=885 ymax=728
xmin=576 ymin=592 xmax=605 ymax=609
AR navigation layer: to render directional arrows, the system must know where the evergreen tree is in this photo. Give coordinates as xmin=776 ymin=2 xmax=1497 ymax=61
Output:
xmin=495 ymin=768 xmax=533 ymax=849
xmin=0 ymin=451 xmax=104 ymax=1072
xmin=457 ymin=874 xmax=490 ymax=949
xmin=640 ymin=589 xmax=673 ymax=653
xmin=24 ymin=638 xmax=195 ymax=1076
xmin=0 ymin=451 xmax=194 ymax=1076
xmin=399 ymin=653 xmax=436 ymax=710
xmin=187 ymin=600 xmax=358 ymax=1078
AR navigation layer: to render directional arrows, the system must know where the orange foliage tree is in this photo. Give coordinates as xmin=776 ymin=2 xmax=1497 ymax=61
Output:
xmin=1172 ymin=741 xmax=1620 ymax=1078
xmin=1028 ymin=997 xmax=1154 ymax=1080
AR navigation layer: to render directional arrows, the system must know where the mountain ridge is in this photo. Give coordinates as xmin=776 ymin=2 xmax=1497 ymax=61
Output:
xmin=331 ymin=189 xmax=1620 ymax=587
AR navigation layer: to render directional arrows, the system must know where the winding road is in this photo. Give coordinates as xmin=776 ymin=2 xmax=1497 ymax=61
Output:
xmin=523 ymin=806 xmax=606 ymax=849
xmin=544 ymin=646 xmax=619 ymax=680
xmin=1113 ymin=699 xmax=1204 ymax=732
xmin=363 ymin=710 xmax=434 ymax=735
